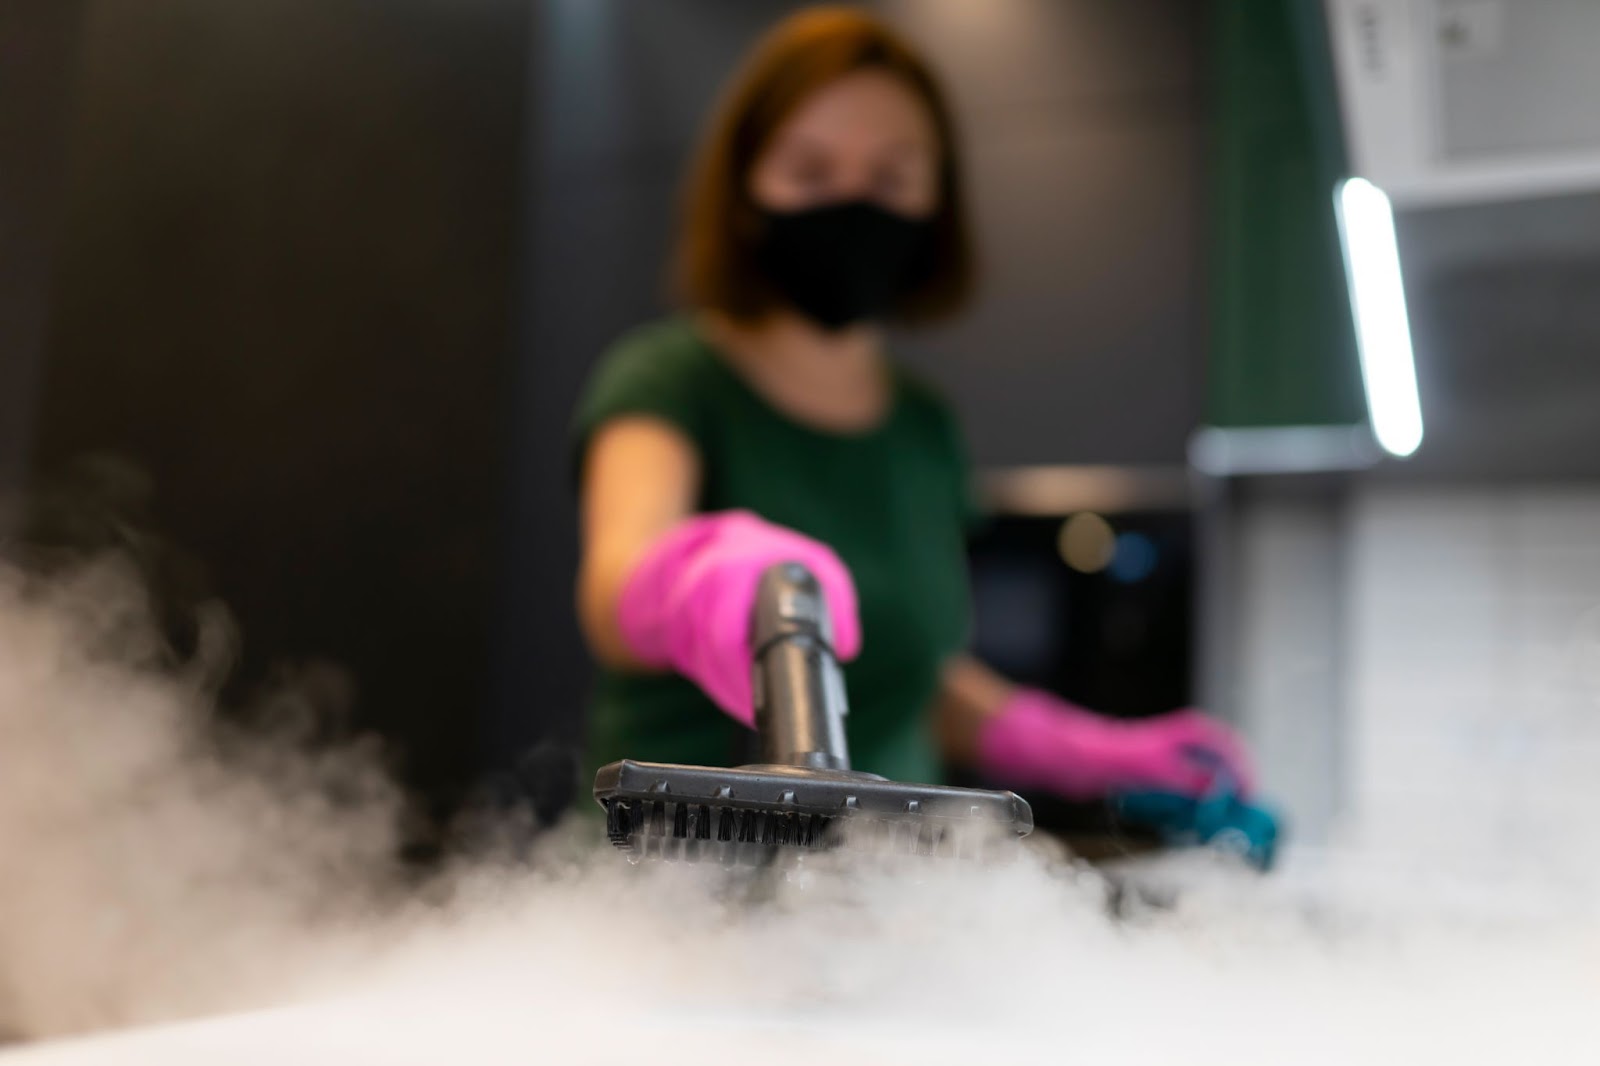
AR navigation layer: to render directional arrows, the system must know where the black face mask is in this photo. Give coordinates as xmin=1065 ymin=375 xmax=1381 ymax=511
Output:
xmin=755 ymin=201 xmax=934 ymax=331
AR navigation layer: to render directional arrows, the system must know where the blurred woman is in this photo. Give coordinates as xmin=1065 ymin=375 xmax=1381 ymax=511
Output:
xmin=573 ymin=8 xmax=1254 ymax=807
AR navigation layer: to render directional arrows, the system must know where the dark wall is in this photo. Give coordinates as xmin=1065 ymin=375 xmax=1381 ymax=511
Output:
xmin=30 ymin=0 xmax=531 ymax=802
xmin=0 ymin=1 xmax=84 ymax=518
xmin=492 ymin=0 xmax=1211 ymax=764
xmin=886 ymin=0 xmax=1210 ymax=466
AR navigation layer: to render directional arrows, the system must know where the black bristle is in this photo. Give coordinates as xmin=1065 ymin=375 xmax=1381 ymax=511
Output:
xmin=606 ymin=796 xmax=1009 ymax=862
xmin=604 ymin=799 xmax=633 ymax=849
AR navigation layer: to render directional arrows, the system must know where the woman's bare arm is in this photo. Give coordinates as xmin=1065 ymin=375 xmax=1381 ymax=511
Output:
xmin=576 ymin=417 xmax=701 ymax=669
xmin=932 ymin=653 xmax=1017 ymax=765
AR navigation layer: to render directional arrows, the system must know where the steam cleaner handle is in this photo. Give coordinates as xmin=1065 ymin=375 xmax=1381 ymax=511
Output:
xmin=750 ymin=562 xmax=854 ymax=772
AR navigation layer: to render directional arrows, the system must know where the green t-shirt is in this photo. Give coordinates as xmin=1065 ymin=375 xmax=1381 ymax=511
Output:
xmin=573 ymin=317 xmax=974 ymax=786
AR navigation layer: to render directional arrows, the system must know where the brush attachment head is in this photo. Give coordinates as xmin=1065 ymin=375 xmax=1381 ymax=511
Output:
xmin=596 ymin=758 xmax=1032 ymax=864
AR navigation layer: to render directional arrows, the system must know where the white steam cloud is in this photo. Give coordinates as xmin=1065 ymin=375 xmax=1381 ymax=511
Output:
xmin=0 ymin=558 xmax=406 ymax=1036
xmin=1 ymin=556 xmax=1597 ymax=1064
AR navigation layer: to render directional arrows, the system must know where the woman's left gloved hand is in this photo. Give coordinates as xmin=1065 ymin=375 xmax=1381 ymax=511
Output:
xmin=975 ymin=687 xmax=1255 ymax=802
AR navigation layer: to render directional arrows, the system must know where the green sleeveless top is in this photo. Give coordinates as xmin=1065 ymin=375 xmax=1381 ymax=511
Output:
xmin=573 ymin=317 xmax=974 ymax=786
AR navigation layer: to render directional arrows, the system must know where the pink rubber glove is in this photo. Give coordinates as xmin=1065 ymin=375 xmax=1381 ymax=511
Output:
xmin=977 ymin=688 xmax=1255 ymax=801
xmin=616 ymin=510 xmax=862 ymax=726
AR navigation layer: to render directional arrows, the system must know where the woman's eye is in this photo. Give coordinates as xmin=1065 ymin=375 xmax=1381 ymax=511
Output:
xmin=872 ymin=171 xmax=908 ymax=196
xmin=873 ymin=165 xmax=927 ymax=205
xmin=788 ymin=161 xmax=832 ymax=191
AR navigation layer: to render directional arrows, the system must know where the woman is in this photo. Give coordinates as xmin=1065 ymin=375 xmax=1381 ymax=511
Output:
xmin=573 ymin=8 xmax=1254 ymax=808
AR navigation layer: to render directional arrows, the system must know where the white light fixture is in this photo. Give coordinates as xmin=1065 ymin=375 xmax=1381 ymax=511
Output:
xmin=1335 ymin=177 xmax=1424 ymax=458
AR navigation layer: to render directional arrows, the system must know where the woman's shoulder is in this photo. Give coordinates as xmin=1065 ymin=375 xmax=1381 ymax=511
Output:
xmin=589 ymin=316 xmax=722 ymax=391
xmin=574 ymin=316 xmax=724 ymax=447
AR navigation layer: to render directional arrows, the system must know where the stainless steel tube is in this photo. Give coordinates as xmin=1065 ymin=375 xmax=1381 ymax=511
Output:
xmin=750 ymin=561 xmax=853 ymax=771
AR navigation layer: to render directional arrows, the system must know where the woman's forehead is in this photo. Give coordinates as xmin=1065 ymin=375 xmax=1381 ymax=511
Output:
xmin=766 ymin=69 xmax=938 ymax=158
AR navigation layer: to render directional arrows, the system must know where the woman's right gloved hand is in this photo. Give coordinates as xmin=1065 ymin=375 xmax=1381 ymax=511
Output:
xmin=616 ymin=510 xmax=862 ymax=727
xmin=977 ymin=688 xmax=1255 ymax=802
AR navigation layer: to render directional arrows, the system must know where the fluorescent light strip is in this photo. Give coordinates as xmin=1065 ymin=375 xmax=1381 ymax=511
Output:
xmin=1335 ymin=177 xmax=1424 ymax=458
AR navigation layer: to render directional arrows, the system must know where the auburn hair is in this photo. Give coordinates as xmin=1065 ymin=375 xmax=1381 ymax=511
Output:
xmin=673 ymin=6 xmax=975 ymax=323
